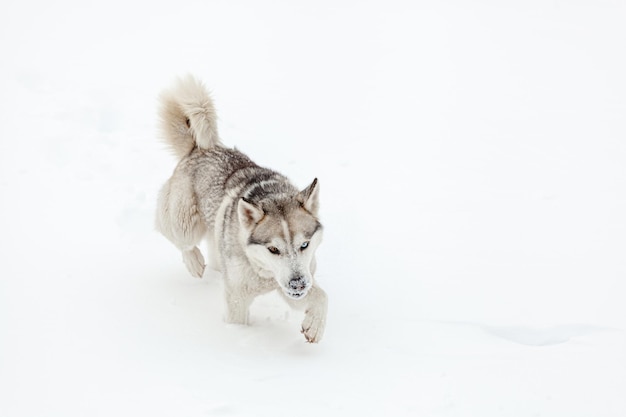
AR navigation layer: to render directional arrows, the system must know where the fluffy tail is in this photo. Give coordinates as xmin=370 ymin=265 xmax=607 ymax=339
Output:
xmin=159 ymin=75 xmax=222 ymax=158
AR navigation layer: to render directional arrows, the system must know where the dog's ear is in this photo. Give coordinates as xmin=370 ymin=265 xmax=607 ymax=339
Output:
xmin=238 ymin=198 xmax=264 ymax=229
xmin=298 ymin=178 xmax=319 ymax=215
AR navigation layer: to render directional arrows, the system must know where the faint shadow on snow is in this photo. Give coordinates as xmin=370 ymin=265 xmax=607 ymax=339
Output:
xmin=479 ymin=324 xmax=613 ymax=347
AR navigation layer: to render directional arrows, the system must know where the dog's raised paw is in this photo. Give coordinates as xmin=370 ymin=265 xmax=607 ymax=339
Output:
xmin=301 ymin=314 xmax=326 ymax=343
xmin=301 ymin=325 xmax=321 ymax=343
xmin=182 ymin=247 xmax=206 ymax=278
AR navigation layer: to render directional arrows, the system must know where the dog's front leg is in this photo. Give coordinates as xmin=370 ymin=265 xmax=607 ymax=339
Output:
xmin=223 ymin=262 xmax=277 ymax=325
xmin=282 ymin=284 xmax=328 ymax=343
xmin=301 ymin=285 xmax=328 ymax=343
xmin=224 ymin=284 xmax=253 ymax=325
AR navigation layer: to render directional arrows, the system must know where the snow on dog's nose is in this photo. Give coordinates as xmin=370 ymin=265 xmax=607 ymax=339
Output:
xmin=289 ymin=277 xmax=307 ymax=291
xmin=285 ymin=276 xmax=310 ymax=299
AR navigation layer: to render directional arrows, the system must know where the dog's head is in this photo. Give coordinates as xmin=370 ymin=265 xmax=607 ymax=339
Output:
xmin=238 ymin=179 xmax=322 ymax=299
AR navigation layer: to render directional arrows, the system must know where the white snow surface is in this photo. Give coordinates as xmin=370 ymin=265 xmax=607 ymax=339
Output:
xmin=1 ymin=1 xmax=625 ymax=416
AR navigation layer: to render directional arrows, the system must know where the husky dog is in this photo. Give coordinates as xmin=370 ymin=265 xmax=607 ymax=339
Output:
xmin=155 ymin=76 xmax=327 ymax=343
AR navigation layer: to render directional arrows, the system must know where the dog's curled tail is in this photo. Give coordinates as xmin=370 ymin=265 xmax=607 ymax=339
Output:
xmin=159 ymin=75 xmax=221 ymax=158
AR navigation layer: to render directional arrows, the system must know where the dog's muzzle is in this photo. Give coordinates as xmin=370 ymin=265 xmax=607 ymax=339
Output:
xmin=284 ymin=276 xmax=310 ymax=299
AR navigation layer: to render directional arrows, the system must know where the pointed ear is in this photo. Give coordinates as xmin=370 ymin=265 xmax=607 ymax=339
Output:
xmin=238 ymin=198 xmax=264 ymax=229
xmin=299 ymin=178 xmax=320 ymax=215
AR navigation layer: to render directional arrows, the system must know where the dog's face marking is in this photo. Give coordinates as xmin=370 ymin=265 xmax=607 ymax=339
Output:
xmin=242 ymin=198 xmax=323 ymax=300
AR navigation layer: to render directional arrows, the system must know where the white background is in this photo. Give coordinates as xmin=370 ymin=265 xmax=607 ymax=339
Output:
xmin=1 ymin=1 xmax=625 ymax=415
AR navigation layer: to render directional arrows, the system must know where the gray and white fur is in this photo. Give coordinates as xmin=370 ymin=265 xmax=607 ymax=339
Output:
xmin=155 ymin=76 xmax=327 ymax=343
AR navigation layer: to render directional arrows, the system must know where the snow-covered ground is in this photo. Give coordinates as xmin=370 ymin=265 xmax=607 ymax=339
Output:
xmin=1 ymin=1 xmax=625 ymax=415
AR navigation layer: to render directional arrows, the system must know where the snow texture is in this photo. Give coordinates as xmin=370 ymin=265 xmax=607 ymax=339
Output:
xmin=1 ymin=1 xmax=625 ymax=416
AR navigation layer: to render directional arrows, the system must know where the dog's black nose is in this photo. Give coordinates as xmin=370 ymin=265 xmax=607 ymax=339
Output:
xmin=288 ymin=277 xmax=307 ymax=292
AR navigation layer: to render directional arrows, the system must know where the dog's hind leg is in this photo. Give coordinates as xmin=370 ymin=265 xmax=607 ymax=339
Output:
xmin=182 ymin=247 xmax=205 ymax=278
xmin=156 ymin=176 xmax=207 ymax=278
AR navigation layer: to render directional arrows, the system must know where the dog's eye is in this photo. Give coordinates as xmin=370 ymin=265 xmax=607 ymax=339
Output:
xmin=267 ymin=246 xmax=280 ymax=255
xmin=300 ymin=241 xmax=310 ymax=250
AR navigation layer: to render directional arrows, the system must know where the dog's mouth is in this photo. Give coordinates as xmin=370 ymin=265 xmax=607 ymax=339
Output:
xmin=283 ymin=289 xmax=309 ymax=300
